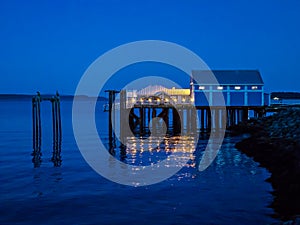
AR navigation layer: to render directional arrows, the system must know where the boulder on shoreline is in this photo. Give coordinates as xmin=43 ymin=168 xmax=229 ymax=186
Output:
xmin=234 ymin=108 xmax=300 ymax=220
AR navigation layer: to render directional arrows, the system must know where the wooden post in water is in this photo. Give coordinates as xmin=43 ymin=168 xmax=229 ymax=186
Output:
xmin=200 ymin=108 xmax=205 ymax=133
xmin=51 ymin=92 xmax=62 ymax=167
xmin=57 ymin=93 xmax=62 ymax=146
xmin=172 ymin=107 xmax=181 ymax=135
xmin=221 ymin=109 xmax=227 ymax=129
xmin=178 ymin=108 xmax=184 ymax=134
xmin=32 ymin=98 xmax=36 ymax=150
xmin=207 ymin=108 xmax=212 ymax=132
xmin=242 ymin=108 xmax=248 ymax=122
xmin=232 ymin=109 xmax=236 ymax=125
xmin=215 ymin=109 xmax=220 ymax=130
xmin=191 ymin=107 xmax=197 ymax=133
xmin=51 ymin=96 xmax=56 ymax=153
xmin=129 ymin=108 xmax=134 ymax=132
xmin=239 ymin=109 xmax=243 ymax=124
xmin=147 ymin=107 xmax=151 ymax=128
xmin=105 ymin=90 xmax=119 ymax=147
xmin=163 ymin=108 xmax=169 ymax=133
xmin=150 ymin=108 xmax=155 ymax=131
xmin=32 ymin=92 xmax=42 ymax=167
xmin=108 ymin=91 xmax=113 ymax=145
xmin=119 ymin=90 xmax=127 ymax=144
xmin=139 ymin=107 xmax=144 ymax=135
xmin=186 ymin=108 xmax=191 ymax=133
xmin=143 ymin=107 xmax=147 ymax=132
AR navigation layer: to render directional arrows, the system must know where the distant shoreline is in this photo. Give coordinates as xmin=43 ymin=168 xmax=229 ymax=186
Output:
xmin=0 ymin=94 xmax=108 ymax=101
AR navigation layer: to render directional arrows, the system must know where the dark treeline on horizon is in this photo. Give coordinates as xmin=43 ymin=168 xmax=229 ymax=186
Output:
xmin=271 ymin=92 xmax=300 ymax=99
xmin=0 ymin=94 xmax=108 ymax=101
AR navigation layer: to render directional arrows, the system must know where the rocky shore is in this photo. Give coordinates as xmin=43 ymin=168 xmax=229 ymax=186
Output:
xmin=233 ymin=108 xmax=300 ymax=222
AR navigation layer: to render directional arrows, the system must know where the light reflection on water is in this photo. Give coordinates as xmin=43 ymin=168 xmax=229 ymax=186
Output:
xmin=107 ymin=133 xmax=273 ymax=188
xmin=122 ymin=135 xmax=196 ymax=168
xmin=113 ymin=134 xmax=260 ymax=176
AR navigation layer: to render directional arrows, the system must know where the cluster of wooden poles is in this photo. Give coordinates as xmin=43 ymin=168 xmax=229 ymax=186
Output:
xmin=32 ymin=92 xmax=62 ymax=167
xmin=127 ymin=106 xmax=196 ymax=135
xmin=125 ymin=107 xmax=264 ymax=134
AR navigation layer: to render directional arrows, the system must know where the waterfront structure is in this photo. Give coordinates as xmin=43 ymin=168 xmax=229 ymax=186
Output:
xmin=191 ymin=70 xmax=267 ymax=107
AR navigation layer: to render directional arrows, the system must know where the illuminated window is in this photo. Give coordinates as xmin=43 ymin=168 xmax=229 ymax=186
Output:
xmin=251 ymin=86 xmax=258 ymax=90
xmin=234 ymin=86 xmax=241 ymax=90
xmin=199 ymin=86 xmax=205 ymax=90
xmin=217 ymin=86 xmax=223 ymax=90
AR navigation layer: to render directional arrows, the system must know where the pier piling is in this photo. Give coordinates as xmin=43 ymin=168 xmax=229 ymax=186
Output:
xmin=105 ymin=90 xmax=120 ymax=148
xmin=32 ymin=92 xmax=62 ymax=167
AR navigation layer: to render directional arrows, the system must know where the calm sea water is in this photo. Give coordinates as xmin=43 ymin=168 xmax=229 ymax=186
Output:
xmin=0 ymin=99 xmax=279 ymax=224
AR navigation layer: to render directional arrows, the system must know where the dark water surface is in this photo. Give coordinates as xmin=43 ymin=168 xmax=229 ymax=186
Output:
xmin=0 ymin=99 xmax=279 ymax=224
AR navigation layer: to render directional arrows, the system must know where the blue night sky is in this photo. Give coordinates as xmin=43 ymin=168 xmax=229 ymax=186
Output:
xmin=0 ymin=0 xmax=300 ymax=95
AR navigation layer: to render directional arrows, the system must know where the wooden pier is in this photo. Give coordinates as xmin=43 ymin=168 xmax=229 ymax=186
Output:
xmin=32 ymin=92 xmax=62 ymax=167
xmin=106 ymin=90 xmax=266 ymax=146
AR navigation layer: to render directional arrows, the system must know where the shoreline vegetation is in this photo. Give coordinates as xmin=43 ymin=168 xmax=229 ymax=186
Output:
xmin=271 ymin=92 xmax=300 ymax=99
xmin=232 ymin=108 xmax=300 ymax=223
xmin=0 ymin=94 xmax=107 ymax=101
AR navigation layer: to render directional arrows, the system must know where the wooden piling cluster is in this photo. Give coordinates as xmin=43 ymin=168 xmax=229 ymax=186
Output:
xmin=226 ymin=108 xmax=249 ymax=127
xmin=196 ymin=107 xmax=259 ymax=131
xmin=126 ymin=106 xmax=198 ymax=135
xmin=123 ymin=106 xmax=265 ymax=136
xmin=32 ymin=92 xmax=62 ymax=167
